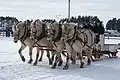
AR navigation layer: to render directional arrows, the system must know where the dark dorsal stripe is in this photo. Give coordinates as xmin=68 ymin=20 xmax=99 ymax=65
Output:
xmin=53 ymin=24 xmax=62 ymax=42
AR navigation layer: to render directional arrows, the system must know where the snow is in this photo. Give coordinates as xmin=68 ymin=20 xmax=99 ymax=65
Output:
xmin=0 ymin=37 xmax=120 ymax=80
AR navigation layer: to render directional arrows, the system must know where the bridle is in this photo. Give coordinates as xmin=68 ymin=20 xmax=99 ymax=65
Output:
xmin=46 ymin=23 xmax=55 ymax=41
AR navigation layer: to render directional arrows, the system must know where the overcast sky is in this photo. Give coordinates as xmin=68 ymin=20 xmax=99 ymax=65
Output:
xmin=0 ymin=0 xmax=120 ymax=25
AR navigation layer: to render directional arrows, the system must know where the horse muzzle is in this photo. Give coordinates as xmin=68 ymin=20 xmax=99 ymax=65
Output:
xmin=30 ymin=37 xmax=34 ymax=41
xmin=14 ymin=40 xmax=18 ymax=43
xmin=47 ymin=37 xmax=50 ymax=41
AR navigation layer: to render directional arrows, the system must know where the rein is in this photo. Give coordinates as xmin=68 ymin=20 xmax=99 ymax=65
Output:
xmin=64 ymin=25 xmax=77 ymax=50
xmin=78 ymin=29 xmax=96 ymax=50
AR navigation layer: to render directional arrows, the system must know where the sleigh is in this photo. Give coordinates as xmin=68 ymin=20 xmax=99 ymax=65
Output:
xmin=101 ymin=43 xmax=119 ymax=58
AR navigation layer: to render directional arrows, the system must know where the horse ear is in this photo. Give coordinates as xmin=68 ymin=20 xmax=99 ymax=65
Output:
xmin=17 ymin=21 xmax=25 ymax=29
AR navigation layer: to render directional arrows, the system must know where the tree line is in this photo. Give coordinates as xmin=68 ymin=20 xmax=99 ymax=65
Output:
xmin=2 ymin=16 xmax=120 ymax=37
xmin=59 ymin=15 xmax=105 ymax=35
xmin=0 ymin=16 xmax=18 ymax=31
xmin=106 ymin=18 xmax=120 ymax=32
xmin=0 ymin=16 xmax=18 ymax=37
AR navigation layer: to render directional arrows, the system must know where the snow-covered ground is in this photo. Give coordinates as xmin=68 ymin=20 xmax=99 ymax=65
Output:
xmin=0 ymin=37 xmax=120 ymax=80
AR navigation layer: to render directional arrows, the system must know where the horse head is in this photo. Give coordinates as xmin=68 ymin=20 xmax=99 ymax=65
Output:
xmin=30 ymin=19 xmax=45 ymax=41
xmin=12 ymin=21 xmax=24 ymax=43
xmin=62 ymin=22 xmax=77 ymax=41
xmin=45 ymin=22 xmax=55 ymax=42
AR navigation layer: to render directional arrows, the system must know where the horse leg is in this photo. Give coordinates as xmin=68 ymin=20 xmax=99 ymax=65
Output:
xmin=57 ymin=51 xmax=67 ymax=66
xmin=46 ymin=50 xmax=52 ymax=65
xmin=62 ymin=42 xmax=73 ymax=70
xmin=50 ymin=50 xmax=56 ymax=65
xmin=79 ymin=51 xmax=84 ymax=68
xmin=87 ymin=49 xmax=92 ymax=65
xmin=71 ymin=56 xmax=76 ymax=64
xmin=70 ymin=50 xmax=76 ymax=64
xmin=58 ymin=53 xmax=63 ymax=66
xmin=18 ymin=44 xmax=26 ymax=62
xmin=51 ymin=52 xmax=61 ymax=69
xmin=28 ymin=47 xmax=33 ymax=64
xmin=63 ymin=52 xmax=69 ymax=70
xmin=93 ymin=50 xmax=101 ymax=61
xmin=39 ymin=47 xmax=44 ymax=62
xmin=33 ymin=47 xmax=40 ymax=66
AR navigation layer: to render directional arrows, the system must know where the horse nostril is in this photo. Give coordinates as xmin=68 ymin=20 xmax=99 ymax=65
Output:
xmin=30 ymin=37 xmax=34 ymax=41
xmin=14 ymin=40 xmax=17 ymax=43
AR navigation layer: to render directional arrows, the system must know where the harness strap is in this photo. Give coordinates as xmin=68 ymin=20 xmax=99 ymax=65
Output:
xmin=33 ymin=41 xmax=53 ymax=49
xmin=36 ymin=24 xmax=46 ymax=41
xmin=66 ymin=26 xmax=77 ymax=50
xmin=20 ymin=24 xmax=28 ymax=43
xmin=53 ymin=24 xmax=62 ymax=42
xmin=76 ymin=29 xmax=96 ymax=51
xmin=66 ymin=26 xmax=76 ymax=44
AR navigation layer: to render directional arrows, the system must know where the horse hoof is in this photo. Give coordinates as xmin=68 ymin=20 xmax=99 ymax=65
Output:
xmin=51 ymin=66 xmax=56 ymax=69
xmin=87 ymin=61 xmax=91 ymax=65
xmin=21 ymin=56 xmax=25 ymax=62
xmin=63 ymin=64 xmax=69 ymax=70
xmin=63 ymin=67 xmax=68 ymax=70
xmin=28 ymin=59 xmax=33 ymax=64
xmin=51 ymin=63 xmax=57 ymax=69
xmin=92 ymin=60 xmax=96 ymax=62
xmin=80 ymin=63 xmax=84 ymax=68
xmin=58 ymin=60 xmax=63 ymax=66
xmin=39 ymin=58 xmax=42 ymax=62
xmin=87 ymin=59 xmax=91 ymax=65
xmin=63 ymin=65 xmax=69 ymax=70
xmin=80 ymin=66 xmax=84 ymax=68
xmin=87 ymin=63 xmax=91 ymax=65
xmin=33 ymin=62 xmax=37 ymax=66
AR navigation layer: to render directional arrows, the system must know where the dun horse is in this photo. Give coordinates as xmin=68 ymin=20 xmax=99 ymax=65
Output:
xmin=12 ymin=20 xmax=52 ymax=66
xmin=30 ymin=19 xmax=66 ymax=66
xmin=12 ymin=20 xmax=34 ymax=64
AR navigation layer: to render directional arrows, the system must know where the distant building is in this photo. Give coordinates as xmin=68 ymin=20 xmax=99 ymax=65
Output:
xmin=105 ymin=30 xmax=120 ymax=37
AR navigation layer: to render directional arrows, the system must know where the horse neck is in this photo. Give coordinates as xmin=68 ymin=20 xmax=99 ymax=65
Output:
xmin=67 ymin=24 xmax=76 ymax=38
xmin=53 ymin=24 xmax=59 ymax=38
xmin=36 ymin=24 xmax=46 ymax=41
xmin=61 ymin=24 xmax=77 ymax=44
xmin=19 ymin=25 xmax=29 ymax=42
xmin=52 ymin=24 xmax=62 ymax=42
xmin=86 ymin=29 xmax=96 ymax=46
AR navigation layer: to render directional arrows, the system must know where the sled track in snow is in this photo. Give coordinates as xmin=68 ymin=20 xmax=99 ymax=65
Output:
xmin=0 ymin=58 xmax=120 ymax=80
